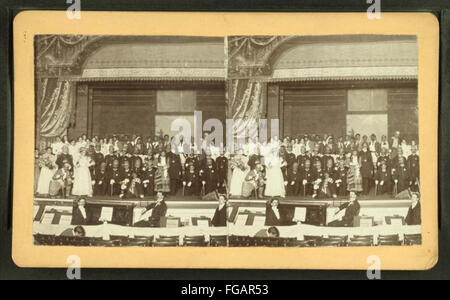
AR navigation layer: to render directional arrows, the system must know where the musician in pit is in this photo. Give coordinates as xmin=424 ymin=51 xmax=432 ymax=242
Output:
xmin=211 ymin=194 xmax=228 ymax=227
xmin=328 ymin=192 xmax=360 ymax=227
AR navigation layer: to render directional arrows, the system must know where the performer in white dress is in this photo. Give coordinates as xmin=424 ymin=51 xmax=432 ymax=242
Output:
xmin=50 ymin=136 xmax=64 ymax=156
xmin=229 ymin=151 xmax=249 ymax=197
xmin=400 ymin=139 xmax=412 ymax=158
xmin=264 ymin=151 xmax=286 ymax=198
xmin=36 ymin=147 xmax=57 ymax=195
xmin=72 ymin=147 xmax=95 ymax=197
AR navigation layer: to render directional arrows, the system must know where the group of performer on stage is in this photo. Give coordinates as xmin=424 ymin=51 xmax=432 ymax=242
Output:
xmin=228 ymin=131 xmax=420 ymax=199
xmin=34 ymin=130 xmax=420 ymax=200
xmin=35 ymin=133 xmax=228 ymax=199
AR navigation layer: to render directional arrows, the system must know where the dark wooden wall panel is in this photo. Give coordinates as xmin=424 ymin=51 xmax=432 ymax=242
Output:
xmin=388 ymin=88 xmax=418 ymax=142
xmin=196 ymin=89 xmax=227 ymax=134
xmin=282 ymin=89 xmax=347 ymax=138
xmin=91 ymin=88 xmax=156 ymax=138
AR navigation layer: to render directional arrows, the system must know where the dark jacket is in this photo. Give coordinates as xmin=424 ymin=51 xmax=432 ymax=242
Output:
xmin=71 ymin=207 xmax=89 ymax=225
xmin=56 ymin=153 xmax=74 ymax=168
xmin=264 ymin=203 xmax=295 ymax=226
xmin=359 ymin=151 xmax=373 ymax=178
xmin=341 ymin=200 xmax=360 ymax=226
xmin=147 ymin=201 xmax=167 ymax=227
xmin=405 ymin=202 xmax=421 ymax=225
xmin=211 ymin=205 xmax=227 ymax=227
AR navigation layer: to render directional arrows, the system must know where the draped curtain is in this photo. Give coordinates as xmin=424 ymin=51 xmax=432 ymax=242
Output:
xmin=230 ymin=79 xmax=263 ymax=140
xmin=37 ymin=78 xmax=75 ymax=150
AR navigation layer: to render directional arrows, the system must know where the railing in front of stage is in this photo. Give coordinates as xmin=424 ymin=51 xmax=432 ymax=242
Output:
xmin=33 ymin=222 xmax=422 ymax=247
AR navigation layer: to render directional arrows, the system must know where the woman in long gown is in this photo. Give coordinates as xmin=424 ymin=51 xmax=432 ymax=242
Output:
xmin=36 ymin=147 xmax=57 ymax=196
xmin=242 ymin=156 xmax=258 ymax=198
xmin=154 ymin=151 xmax=171 ymax=193
xmin=264 ymin=151 xmax=286 ymax=198
xmin=347 ymin=150 xmax=363 ymax=193
xmin=229 ymin=151 xmax=249 ymax=197
xmin=72 ymin=147 xmax=94 ymax=197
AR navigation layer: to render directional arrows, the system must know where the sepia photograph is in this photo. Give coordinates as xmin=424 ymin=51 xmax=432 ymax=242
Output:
xmin=32 ymin=33 xmax=421 ymax=248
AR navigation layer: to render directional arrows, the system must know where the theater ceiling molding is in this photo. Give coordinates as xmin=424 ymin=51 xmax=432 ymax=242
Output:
xmin=228 ymin=35 xmax=418 ymax=82
xmin=35 ymin=35 xmax=226 ymax=81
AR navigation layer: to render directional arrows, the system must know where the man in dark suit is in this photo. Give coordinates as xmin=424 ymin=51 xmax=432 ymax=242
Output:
xmin=142 ymin=160 xmax=156 ymax=196
xmin=93 ymin=144 xmax=105 ymax=167
xmin=375 ymin=162 xmax=392 ymax=195
xmin=321 ymin=147 xmax=333 ymax=169
xmin=104 ymin=145 xmax=117 ymax=171
xmin=376 ymin=148 xmax=390 ymax=172
xmin=216 ymin=153 xmax=228 ymax=194
xmin=264 ymin=198 xmax=296 ymax=226
xmin=185 ymin=153 xmax=200 ymax=171
xmin=297 ymin=147 xmax=308 ymax=169
xmin=285 ymin=144 xmax=296 ymax=167
xmin=93 ymin=161 xmax=108 ymax=196
xmin=183 ymin=162 xmax=200 ymax=196
xmin=134 ymin=192 xmax=168 ymax=227
xmin=71 ymin=198 xmax=89 ymax=225
xmin=119 ymin=160 xmax=133 ymax=198
xmin=405 ymin=193 xmax=421 ymax=225
xmin=359 ymin=143 xmax=373 ymax=195
xmin=286 ymin=162 xmax=302 ymax=196
xmin=300 ymin=159 xmax=314 ymax=196
xmin=328 ymin=192 xmax=360 ymax=227
xmin=201 ymin=156 xmax=219 ymax=195
xmin=333 ymin=160 xmax=348 ymax=197
xmin=168 ymin=151 xmax=182 ymax=195
xmin=106 ymin=159 xmax=122 ymax=196
xmin=56 ymin=145 xmax=73 ymax=169
xmin=392 ymin=157 xmax=410 ymax=194
xmin=408 ymin=146 xmax=420 ymax=192
xmin=211 ymin=194 xmax=228 ymax=227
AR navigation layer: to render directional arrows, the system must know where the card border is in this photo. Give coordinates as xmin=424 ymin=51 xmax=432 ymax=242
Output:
xmin=12 ymin=11 xmax=439 ymax=270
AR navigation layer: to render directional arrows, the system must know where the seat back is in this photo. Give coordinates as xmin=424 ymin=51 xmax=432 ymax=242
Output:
xmin=34 ymin=234 xmax=56 ymax=245
xmin=377 ymin=234 xmax=400 ymax=246
xmin=319 ymin=240 xmax=342 ymax=247
xmin=303 ymin=235 xmax=323 ymax=246
xmin=183 ymin=235 xmax=205 ymax=242
xmin=353 ymin=235 xmax=373 ymax=239
xmin=280 ymin=237 xmax=298 ymax=247
xmin=156 ymin=236 xmax=179 ymax=246
xmin=183 ymin=235 xmax=206 ymax=246
xmin=378 ymin=234 xmax=399 ymax=241
xmin=404 ymin=234 xmax=422 ymax=245
xmin=132 ymin=235 xmax=154 ymax=242
xmin=378 ymin=240 xmax=402 ymax=246
xmin=210 ymin=235 xmax=227 ymax=247
xmin=110 ymin=235 xmax=129 ymax=241
xmin=184 ymin=241 xmax=208 ymax=247
xmin=153 ymin=240 xmax=179 ymax=247
xmin=90 ymin=239 xmax=121 ymax=247
xmin=296 ymin=240 xmax=310 ymax=247
xmin=348 ymin=240 xmax=373 ymax=247
xmin=350 ymin=235 xmax=374 ymax=245
xmin=229 ymin=235 xmax=252 ymax=247
xmin=328 ymin=235 xmax=348 ymax=242
xmin=126 ymin=238 xmax=152 ymax=247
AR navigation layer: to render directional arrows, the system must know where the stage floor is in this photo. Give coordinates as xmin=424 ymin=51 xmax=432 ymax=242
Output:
xmin=34 ymin=194 xmax=400 ymax=202
xmin=34 ymin=194 xmax=411 ymax=211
